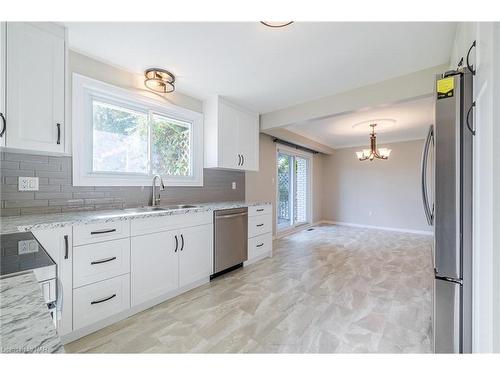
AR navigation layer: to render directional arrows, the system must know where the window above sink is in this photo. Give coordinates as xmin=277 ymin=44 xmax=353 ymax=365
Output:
xmin=72 ymin=74 xmax=203 ymax=187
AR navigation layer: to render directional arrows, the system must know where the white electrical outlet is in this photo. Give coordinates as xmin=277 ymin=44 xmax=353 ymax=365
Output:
xmin=18 ymin=239 xmax=39 ymax=255
xmin=232 ymin=182 xmax=236 ymax=190
xmin=18 ymin=177 xmax=39 ymax=191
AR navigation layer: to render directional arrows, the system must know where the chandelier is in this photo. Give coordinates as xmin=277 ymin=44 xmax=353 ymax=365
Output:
xmin=356 ymin=124 xmax=391 ymax=161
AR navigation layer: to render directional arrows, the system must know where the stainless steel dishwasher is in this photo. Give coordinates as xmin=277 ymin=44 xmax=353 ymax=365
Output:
xmin=212 ymin=207 xmax=248 ymax=278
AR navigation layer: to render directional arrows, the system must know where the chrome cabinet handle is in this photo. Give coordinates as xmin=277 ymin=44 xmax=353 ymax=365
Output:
xmin=91 ymin=256 xmax=117 ymax=265
xmin=56 ymin=123 xmax=61 ymax=144
xmin=421 ymin=124 xmax=434 ymax=226
xmin=256 ymin=243 xmax=264 ymax=248
xmin=237 ymin=154 xmax=242 ymax=166
xmin=241 ymin=154 xmax=244 ymax=166
xmin=0 ymin=113 xmax=5 ymax=137
xmin=64 ymin=235 xmax=69 ymax=259
xmin=180 ymin=234 xmax=184 ymax=251
xmin=90 ymin=228 xmax=116 ymax=235
xmin=174 ymin=235 xmax=178 ymax=252
xmin=90 ymin=294 xmax=116 ymax=305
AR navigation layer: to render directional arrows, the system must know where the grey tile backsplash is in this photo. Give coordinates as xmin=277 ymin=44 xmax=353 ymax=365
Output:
xmin=0 ymin=151 xmax=245 ymax=217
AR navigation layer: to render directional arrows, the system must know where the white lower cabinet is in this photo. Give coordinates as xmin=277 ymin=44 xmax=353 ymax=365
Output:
xmin=248 ymin=233 xmax=272 ymax=261
xmin=246 ymin=205 xmax=273 ymax=264
xmin=179 ymin=224 xmax=213 ymax=288
xmin=131 ymin=223 xmax=213 ymax=307
xmin=131 ymin=229 xmax=179 ymax=307
xmin=73 ymin=274 xmax=130 ymax=331
xmin=31 ymin=212 xmax=215 ymax=341
xmin=73 ymin=238 xmax=130 ymax=288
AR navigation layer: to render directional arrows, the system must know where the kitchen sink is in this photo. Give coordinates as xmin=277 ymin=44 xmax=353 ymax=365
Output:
xmin=161 ymin=204 xmax=200 ymax=210
xmin=123 ymin=204 xmax=200 ymax=214
xmin=123 ymin=206 xmax=168 ymax=213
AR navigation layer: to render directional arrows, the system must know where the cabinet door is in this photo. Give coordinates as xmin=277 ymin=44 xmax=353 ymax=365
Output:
xmin=238 ymin=109 xmax=259 ymax=171
xmin=0 ymin=22 xmax=5 ymax=147
xmin=6 ymin=23 xmax=65 ymax=153
xmin=179 ymin=224 xmax=213 ymax=287
xmin=31 ymin=227 xmax=73 ymax=337
xmin=131 ymin=230 xmax=179 ymax=307
xmin=219 ymin=100 xmax=240 ymax=169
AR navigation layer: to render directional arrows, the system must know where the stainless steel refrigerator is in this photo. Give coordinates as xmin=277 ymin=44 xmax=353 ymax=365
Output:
xmin=421 ymin=69 xmax=474 ymax=353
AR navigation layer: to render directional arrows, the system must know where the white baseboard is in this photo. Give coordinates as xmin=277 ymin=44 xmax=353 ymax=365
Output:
xmin=320 ymin=220 xmax=433 ymax=236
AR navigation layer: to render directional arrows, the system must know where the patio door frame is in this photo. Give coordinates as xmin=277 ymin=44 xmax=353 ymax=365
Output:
xmin=275 ymin=143 xmax=313 ymax=235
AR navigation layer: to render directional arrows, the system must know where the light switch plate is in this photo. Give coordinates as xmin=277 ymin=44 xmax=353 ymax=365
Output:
xmin=19 ymin=177 xmax=39 ymax=191
xmin=232 ymin=182 xmax=236 ymax=190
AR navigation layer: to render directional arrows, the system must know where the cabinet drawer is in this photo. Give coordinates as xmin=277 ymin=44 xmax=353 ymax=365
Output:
xmin=73 ymin=221 xmax=130 ymax=246
xmin=248 ymin=233 xmax=272 ymax=261
xmin=73 ymin=238 xmax=130 ymax=288
xmin=248 ymin=205 xmax=271 ymax=217
xmin=73 ymin=274 xmax=130 ymax=330
xmin=248 ymin=214 xmax=272 ymax=238
xmin=131 ymin=211 xmax=212 ymax=236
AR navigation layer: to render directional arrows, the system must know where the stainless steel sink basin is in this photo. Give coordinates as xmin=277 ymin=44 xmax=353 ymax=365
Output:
xmin=161 ymin=204 xmax=200 ymax=210
xmin=123 ymin=204 xmax=200 ymax=214
xmin=123 ymin=206 xmax=168 ymax=213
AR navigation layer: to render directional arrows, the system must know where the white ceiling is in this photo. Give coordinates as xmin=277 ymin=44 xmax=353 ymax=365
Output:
xmin=286 ymin=96 xmax=434 ymax=149
xmin=65 ymin=22 xmax=456 ymax=114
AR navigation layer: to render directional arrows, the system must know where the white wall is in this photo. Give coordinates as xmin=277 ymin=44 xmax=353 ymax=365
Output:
xmin=450 ymin=22 xmax=500 ymax=353
xmin=321 ymin=139 xmax=430 ymax=233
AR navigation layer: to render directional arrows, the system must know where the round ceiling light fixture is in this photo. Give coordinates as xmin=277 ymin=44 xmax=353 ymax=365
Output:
xmin=144 ymin=68 xmax=175 ymax=93
xmin=260 ymin=21 xmax=294 ymax=28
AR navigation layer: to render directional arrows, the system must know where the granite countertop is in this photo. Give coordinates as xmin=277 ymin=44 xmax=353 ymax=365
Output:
xmin=0 ymin=201 xmax=271 ymax=235
xmin=0 ymin=272 xmax=64 ymax=353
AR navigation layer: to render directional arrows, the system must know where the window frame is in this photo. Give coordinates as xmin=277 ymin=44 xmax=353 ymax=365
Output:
xmin=72 ymin=73 xmax=203 ymax=187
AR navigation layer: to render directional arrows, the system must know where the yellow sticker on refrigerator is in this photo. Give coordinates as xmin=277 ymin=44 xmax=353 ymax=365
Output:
xmin=437 ymin=77 xmax=455 ymax=99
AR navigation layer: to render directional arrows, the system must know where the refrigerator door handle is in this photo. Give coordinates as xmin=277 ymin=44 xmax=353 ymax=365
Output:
xmin=421 ymin=124 xmax=434 ymax=226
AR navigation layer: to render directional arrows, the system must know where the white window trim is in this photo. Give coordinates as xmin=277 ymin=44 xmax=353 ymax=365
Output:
xmin=72 ymin=73 xmax=203 ymax=187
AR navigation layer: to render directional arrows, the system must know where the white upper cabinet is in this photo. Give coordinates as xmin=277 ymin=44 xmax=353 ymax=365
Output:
xmin=0 ymin=23 xmax=6 ymax=147
xmin=204 ymin=95 xmax=259 ymax=171
xmin=5 ymin=22 xmax=66 ymax=153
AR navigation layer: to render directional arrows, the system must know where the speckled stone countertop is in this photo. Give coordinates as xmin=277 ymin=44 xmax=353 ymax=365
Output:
xmin=0 ymin=201 xmax=271 ymax=235
xmin=0 ymin=272 xmax=64 ymax=353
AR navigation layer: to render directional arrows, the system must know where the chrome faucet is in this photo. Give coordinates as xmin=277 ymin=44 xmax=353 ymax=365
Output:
xmin=151 ymin=175 xmax=165 ymax=207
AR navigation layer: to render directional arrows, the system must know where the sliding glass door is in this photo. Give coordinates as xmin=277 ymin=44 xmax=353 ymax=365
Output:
xmin=277 ymin=147 xmax=312 ymax=233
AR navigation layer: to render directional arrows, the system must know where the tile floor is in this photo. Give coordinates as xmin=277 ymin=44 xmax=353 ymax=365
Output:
xmin=65 ymin=224 xmax=433 ymax=353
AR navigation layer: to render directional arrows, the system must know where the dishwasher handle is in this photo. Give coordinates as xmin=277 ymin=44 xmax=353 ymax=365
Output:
xmin=216 ymin=212 xmax=248 ymax=220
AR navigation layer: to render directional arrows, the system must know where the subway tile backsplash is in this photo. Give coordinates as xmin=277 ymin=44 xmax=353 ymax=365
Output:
xmin=0 ymin=151 xmax=245 ymax=217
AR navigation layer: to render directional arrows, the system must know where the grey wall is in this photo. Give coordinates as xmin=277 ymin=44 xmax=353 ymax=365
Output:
xmin=0 ymin=151 xmax=245 ymax=216
xmin=322 ymin=139 xmax=430 ymax=232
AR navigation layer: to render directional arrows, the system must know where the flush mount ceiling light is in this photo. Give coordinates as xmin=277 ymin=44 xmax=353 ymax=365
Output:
xmin=356 ymin=124 xmax=392 ymax=161
xmin=260 ymin=21 xmax=294 ymax=28
xmin=144 ymin=68 xmax=175 ymax=93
